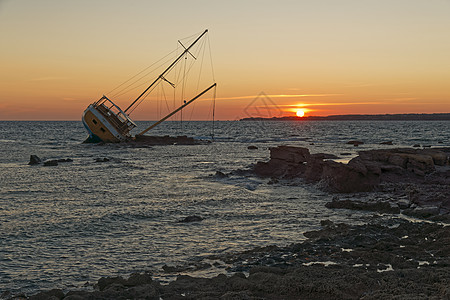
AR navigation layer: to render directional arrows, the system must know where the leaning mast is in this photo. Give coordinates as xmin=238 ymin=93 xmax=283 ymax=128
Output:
xmin=124 ymin=29 xmax=209 ymax=113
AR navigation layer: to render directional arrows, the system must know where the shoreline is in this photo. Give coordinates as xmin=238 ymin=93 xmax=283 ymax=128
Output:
xmin=7 ymin=145 xmax=450 ymax=299
xmin=14 ymin=218 xmax=450 ymax=299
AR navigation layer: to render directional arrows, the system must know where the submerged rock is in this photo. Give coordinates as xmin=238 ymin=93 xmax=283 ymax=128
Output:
xmin=347 ymin=140 xmax=364 ymax=146
xmin=57 ymin=158 xmax=73 ymax=163
xmin=180 ymin=215 xmax=204 ymax=223
xmin=95 ymin=157 xmax=110 ymax=162
xmin=214 ymin=171 xmax=229 ymax=178
xmin=43 ymin=160 xmax=58 ymax=166
xmin=247 ymin=145 xmax=258 ymax=150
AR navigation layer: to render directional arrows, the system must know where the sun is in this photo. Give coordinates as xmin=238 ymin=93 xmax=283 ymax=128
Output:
xmin=296 ymin=109 xmax=305 ymax=117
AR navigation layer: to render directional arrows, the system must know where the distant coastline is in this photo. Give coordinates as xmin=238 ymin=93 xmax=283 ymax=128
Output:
xmin=241 ymin=113 xmax=450 ymax=121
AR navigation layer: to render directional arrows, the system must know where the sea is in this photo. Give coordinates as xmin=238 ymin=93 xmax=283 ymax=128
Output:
xmin=1 ymin=120 xmax=449 ymax=295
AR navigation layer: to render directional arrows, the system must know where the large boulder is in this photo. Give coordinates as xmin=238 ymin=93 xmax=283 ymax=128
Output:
xmin=269 ymin=146 xmax=310 ymax=163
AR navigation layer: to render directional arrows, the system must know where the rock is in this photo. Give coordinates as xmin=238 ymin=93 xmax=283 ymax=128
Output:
xmin=347 ymin=140 xmax=364 ymax=146
xmin=95 ymin=157 xmax=110 ymax=162
xmin=215 ymin=171 xmax=229 ymax=178
xmin=425 ymin=151 xmax=448 ymax=166
xmin=311 ymin=153 xmax=339 ymax=160
xmin=28 ymin=155 xmax=41 ymax=165
xmin=380 ymin=141 xmax=393 ymax=145
xmin=267 ymin=178 xmax=279 ymax=184
xmin=270 ymin=146 xmax=310 ymax=163
xmin=97 ymin=276 xmax=127 ymax=291
xmin=125 ymin=272 xmax=153 ymax=287
xmin=413 ymin=144 xmax=421 ymax=147
xmin=388 ymin=154 xmax=408 ymax=168
xmin=325 ymin=199 xmax=400 ymax=214
xmin=320 ymin=160 xmax=378 ymax=193
xmin=57 ymin=158 xmax=73 ymax=163
xmin=405 ymin=154 xmax=435 ymax=174
xmin=29 ymin=289 xmax=64 ymax=300
xmin=179 ymin=215 xmax=204 ymax=223
xmin=340 ymin=153 xmax=352 ymax=156
xmin=404 ymin=206 xmax=440 ymax=218
xmin=247 ymin=145 xmax=258 ymax=150
xmin=43 ymin=160 xmax=58 ymax=167
xmin=127 ymin=284 xmax=159 ymax=299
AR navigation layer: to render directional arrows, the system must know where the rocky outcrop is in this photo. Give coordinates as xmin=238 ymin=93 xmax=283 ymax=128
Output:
xmin=253 ymin=146 xmax=450 ymax=193
xmin=252 ymin=146 xmax=450 ymax=219
xmin=252 ymin=146 xmax=379 ymax=192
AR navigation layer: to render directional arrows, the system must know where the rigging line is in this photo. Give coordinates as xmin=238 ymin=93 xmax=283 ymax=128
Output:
xmin=211 ymin=85 xmax=217 ymax=140
xmin=125 ymin=30 xmax=209 ymax=113
xmin=171 ymin=48 xmax=203 ymax=93
xmin=162 ymin=82 xmax=171 ymax=116
xmin=106 ymin=48 xmax=178 ymax=96
xmin=156 ymin=84 xmax=161 ymax=119
xmin=127 ymin=82 xmax=161 ymax=115
xmin=176 ymin=30 xmax=204 ymax=53
xmin=181 ymin=54 xmax=188 ymax=130
xmin=158 ymin=83 xmax=170 ymax=120
xmin=195 ymin=37 xmax=207 ymax=94
xmin=188 ymin=38 xmax=208 ymax=121
xmin=171 ymin=36 xmax=205 ymax=87
xmin=207 ymin=35 xmax=216 ymax=82
xmin=110 ymin=53 xmax=178 ymax=99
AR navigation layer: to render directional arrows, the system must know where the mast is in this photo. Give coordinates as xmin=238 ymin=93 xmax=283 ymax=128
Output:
xmin=124 ymin=29 xmax=209 ymax=113
xmin=137 ymin=83 xmax=216 ymax=136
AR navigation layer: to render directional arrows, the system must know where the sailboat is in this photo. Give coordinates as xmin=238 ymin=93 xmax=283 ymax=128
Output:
xmin=82 ymin=30 xmax=216 ymax=143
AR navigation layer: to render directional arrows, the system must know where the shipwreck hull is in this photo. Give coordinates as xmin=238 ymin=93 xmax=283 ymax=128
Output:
xmin=82 ymin=96 xmax=136 ymax=143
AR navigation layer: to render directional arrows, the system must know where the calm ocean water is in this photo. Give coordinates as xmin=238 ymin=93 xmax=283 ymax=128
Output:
xmin=1 ymin=120 xmax=449 ymax=294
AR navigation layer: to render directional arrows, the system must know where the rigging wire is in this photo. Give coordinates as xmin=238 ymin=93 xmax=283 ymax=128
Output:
xmin=180 ymin=54 xmax=188 ymax=131
xmin=207 ymin=35 xmax=216 ymax=82
xmin=212 ymin=84 xmax=217 ymax=140
xmin=188 ymin=37 xmax=207 ymax=122
xmin=106 ymin=49 xmax=178 ymax=98
xmin=105 ymin=30 xmax=215 ymax=136
xmin=125 ymin=31 xmax=207 ymax=115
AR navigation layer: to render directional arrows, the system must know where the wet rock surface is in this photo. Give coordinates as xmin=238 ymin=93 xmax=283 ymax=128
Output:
xmin=28 ymin=155 xmax=42 ymax=165
xmin=28 ymin=155 xmax=73 ymax=166
xmin=179 ymin=215 xmax=204 ymax=223
xmin=22 ymin=219 xmax=450 ymax=299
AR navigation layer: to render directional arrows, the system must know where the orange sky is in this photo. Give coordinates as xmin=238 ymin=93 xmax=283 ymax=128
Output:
xmin=1 ymin=0 xmax=450 ymax=120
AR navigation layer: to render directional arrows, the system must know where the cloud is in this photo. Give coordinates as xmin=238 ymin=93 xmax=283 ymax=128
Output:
xmin=216 ymin=93 xmax=342 ymax=101
xmin=29 ymin=76 xmax=67 ymax=82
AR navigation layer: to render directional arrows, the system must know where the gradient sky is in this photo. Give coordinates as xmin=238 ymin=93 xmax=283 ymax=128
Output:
xmin=1 ymin=0 xmax=450 ymax=120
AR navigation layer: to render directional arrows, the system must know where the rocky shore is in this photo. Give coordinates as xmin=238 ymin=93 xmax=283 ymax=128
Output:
xmin=252 ymin=146 xmax=450 ymax=221
xmin=13 ymin=218 xmax=449 ymax=300
xmin=12 ymin=146 xmax=450 ymax=299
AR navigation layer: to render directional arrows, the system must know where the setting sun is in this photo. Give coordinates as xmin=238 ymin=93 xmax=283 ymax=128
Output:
xmin=296 ymin=109 xmax=305 ymax=117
